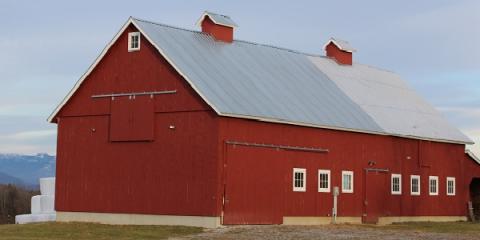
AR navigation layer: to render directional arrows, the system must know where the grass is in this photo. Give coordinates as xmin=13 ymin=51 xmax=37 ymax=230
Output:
xmin=0 ymin=222 xmax=203 ymax=240
xmin=364 ymin=221 xmax=480 ymax=234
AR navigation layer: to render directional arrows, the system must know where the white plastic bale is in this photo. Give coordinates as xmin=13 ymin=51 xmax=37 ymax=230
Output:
xmin=40 ymin=195 xmax=55 ymax=213
xmin=39 ymin=177 xmax=55 ymax=196
xmin=16 ymin=213 xmax=56 ymax=224
xmin=31 ymin=195 xmax=42 ymax=214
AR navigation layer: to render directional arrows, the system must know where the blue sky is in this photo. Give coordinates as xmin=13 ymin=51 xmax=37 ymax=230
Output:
xmin=0 ymin=0 xmax=478 ymax=156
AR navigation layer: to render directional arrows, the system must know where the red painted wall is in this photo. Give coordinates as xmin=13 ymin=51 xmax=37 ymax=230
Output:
xmin=201 ymin=16 xmax=234 ymax=43
xmin=55 ymin=24 xmax=222 ymax=216
xmin=218 ymin=117 xmax=474 ymax=222
xmin=54 ymin=22 xmax=480 ymax=224
xmin=326 ymin=42 xmax=353 ymax=65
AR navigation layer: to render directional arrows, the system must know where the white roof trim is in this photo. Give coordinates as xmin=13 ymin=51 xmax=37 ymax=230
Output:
xmin=47 ymin=17 xmax=134 ymax=123
xmin=466 ymin=149 xmax=480 ymax=165
xmin=48 ymin=18 xmax=473 ymax=146
xmin=48 ymin=17 xmax=224 ymax=123
xmin=323 ymin=38 xmax=356 ymax=53
xmin=195 ymin=11 xmax=237 ymax=28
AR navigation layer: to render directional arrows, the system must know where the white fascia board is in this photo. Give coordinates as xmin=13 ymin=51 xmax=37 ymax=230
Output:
xmin=218 ymin=112 xmax=472 ymax=145
xmin=195 ymin=12 xmax=236 ymax=28
xmin=47 ymin=17 xmax=473 ymax=146
xmin=47 ymin=17 xmax=136 ymax=123
xmin=322 ymin=39 xmax=355 ymax=53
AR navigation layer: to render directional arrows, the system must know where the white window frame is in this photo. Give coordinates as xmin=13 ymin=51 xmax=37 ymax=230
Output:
xmin=429 ymin=176 xmax=439 ymax=196
xmin=341 ymin=171 xmax=354 ymax=193
xmin=446 ymin=177 xmax=456 ymax=196
xmin=410 ymin=175 xmax=420 ymax=196
xmin=391 ymin=174 xmax=402 ymax=195
xmin=128 ymin=32 xmax=141 ymax=52
xmin=293 ymin=168 xmax=306 ymax=192
xmin=318 ymin=170 xmax=331 ymax=193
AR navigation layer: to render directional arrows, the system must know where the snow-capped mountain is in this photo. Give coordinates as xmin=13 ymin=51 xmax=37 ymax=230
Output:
xmin=0 ymin=153 xmax=55 ymax=187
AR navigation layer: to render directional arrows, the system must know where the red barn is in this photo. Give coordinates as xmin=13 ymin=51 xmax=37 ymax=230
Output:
xmin=49 ymin=12 xmax=480 ymax=227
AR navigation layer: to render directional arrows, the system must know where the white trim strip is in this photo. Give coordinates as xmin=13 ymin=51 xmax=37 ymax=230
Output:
xmin=46 ymin=17 xmax=473 ymax=146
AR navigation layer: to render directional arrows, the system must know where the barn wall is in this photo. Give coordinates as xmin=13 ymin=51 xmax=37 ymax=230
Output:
xmin=219 ymin=117 xmax=469 ymax=221
xmin=55 ymin=24 xmax=221 ymax=216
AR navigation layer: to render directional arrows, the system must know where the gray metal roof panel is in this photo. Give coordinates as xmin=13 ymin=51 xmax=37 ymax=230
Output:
xmin=308 ymin=56 xmax=472 ymax=143
xmin=134 ymin=18 xmax=382 ymax=133
xmin=132 ymin=18 xmax=472 ymax=144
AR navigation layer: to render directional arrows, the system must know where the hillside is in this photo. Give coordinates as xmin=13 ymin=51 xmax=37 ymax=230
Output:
xmin=0 ymin=153 xmax=55 ymax=187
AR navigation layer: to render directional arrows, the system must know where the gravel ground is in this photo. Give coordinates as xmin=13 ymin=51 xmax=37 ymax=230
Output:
xmin=171 ymin=225 xmax=480 ymax=240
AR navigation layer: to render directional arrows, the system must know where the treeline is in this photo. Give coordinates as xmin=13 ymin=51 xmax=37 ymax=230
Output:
xmin=0 ymin=184 xmax=39 ymax=224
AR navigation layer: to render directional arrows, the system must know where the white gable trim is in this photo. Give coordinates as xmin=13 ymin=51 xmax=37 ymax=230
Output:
xmin=47 ymin=18 xmax=473 ymax=146
xmin=48 ymin=18 xmax=133 ymax=122
xmin=195 ymin=12 xmax=237 ymax=28
xmin=466 ymin=150 xmax=480 ymax=165
xmin=48 ymin=17 xmax=224 ymax=123
xmin=322 ymin=39 xmax=356 ymax=53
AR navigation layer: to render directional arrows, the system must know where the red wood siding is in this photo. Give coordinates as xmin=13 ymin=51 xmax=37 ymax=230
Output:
xmin=55 ymin=24 xmax=221 ymax=216
xmin=53 ymin=22 xmax=480 ymax=224
xmin=109 ymin=95 xmax=154 ymax=141
xmin=201 ymin=16 xmax=234 ymax=43
xmin=218 ymin=117 xmax=471 ymax=223
xmin=325 ymin=42 xmax=353 ymax=65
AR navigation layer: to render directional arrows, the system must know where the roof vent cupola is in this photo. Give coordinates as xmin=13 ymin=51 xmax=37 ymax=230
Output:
xmin=196 ymin=11 xmax=237 ymax=43
xmin=323 ymin=38 xmax=356 ymax=65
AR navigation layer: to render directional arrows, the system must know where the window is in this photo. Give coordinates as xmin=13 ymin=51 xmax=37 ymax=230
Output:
xmin=446 ymin=177 xmax=455 ymax=196
xmin=410 ymin=175 xmax=420 ymax=196
xmin=128 ymin=32 xmax=141 ymax=51
xmin=429 ymin=176 xmax=439 ymax=196
xmin=342 ymin=171 xmax=354 ymax=193
xmin=318 ymin=170 xmax=331 ymax=193
xmin=293 ymin=168 xmax=306 ymax=192
xmin=391 ymin=174 xmax=402 ymax=195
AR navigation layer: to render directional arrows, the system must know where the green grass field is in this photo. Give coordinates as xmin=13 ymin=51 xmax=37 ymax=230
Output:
xmin=0 ymin=222 xmax=203 ymax=240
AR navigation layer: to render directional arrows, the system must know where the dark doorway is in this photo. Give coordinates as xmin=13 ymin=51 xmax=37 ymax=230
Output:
xmin=470 ymin=178 xmax=480 ymax=220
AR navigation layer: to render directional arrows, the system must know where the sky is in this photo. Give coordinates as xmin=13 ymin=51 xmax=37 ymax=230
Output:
xmin=0 ymin=0 xmax=478 ymax=156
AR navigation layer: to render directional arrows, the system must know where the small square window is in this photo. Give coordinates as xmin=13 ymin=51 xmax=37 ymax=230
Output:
xmin=391 ymin=174 xmax=402 ymax=195
xmin=410 ymin=175 xmax=420 ymax=196
xmin=446 ymin=177 xmax=455 ymax=196
xmin=429 ymin=176 xmax=438 ymax=196
xmin=128 ymin=32 xmax=141 ymax=51
xmin=342 ymin=171 xmax=353 ymax=193
xmin=293 ymin=168 xmax=306 ymax=192
xmin=318 ymin=170 xmax=330 ymax=193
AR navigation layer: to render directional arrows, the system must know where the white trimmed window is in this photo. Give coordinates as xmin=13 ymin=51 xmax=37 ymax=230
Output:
xmin=342 ymin=171 xmax=354 ymax=193
xmin=128 ymin=32 xmax=141 ymax=51
xmin=391 ymin=174 xmax=402 ymax=195
xmin=446 ymin=177 xmax=455 ymax=196
xmin=293 ymin=168 xmax=306 ymax=192
xmin=410 ymin=175 xmax=420 ymax=196
xmin=429 ymin=176 xmax=439 ymax=196
xmin=318 ymin=170 xmax=331 ymax=193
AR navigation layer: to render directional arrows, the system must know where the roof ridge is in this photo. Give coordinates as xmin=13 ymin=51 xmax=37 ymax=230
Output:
xmin=131 ymin=17 xmax=325 ymax=57
xmin=132 ymin=17 xmax=397 ymax=74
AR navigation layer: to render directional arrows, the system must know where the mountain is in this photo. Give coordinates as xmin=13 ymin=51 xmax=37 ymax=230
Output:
xmin=0 ymin=171 xmax=24 ymax=185
xmin=0 ymin=153 xmax=55 ymax=186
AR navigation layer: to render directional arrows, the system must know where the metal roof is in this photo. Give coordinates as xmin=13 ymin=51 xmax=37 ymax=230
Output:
xmin=196 ymin=11 xmax=238 ymax=28
xmin=324 ymin=38 xmax=356 ymax=53
xmin=466 ymin=150 xmax=480 ymax=165
xmin=48 ymin=17 xmax=473 ymax=145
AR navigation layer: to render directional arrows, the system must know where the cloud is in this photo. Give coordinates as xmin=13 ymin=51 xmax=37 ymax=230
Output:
xmin=0 ymin=129 xmax=56 ymax=155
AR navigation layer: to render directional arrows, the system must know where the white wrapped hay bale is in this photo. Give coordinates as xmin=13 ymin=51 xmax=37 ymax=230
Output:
xmin=15 ymin=214 xmax=33 ymax=224
xmin=31 ymin=195 xmax=42 ymax=214
xmin=40 ymin=195 xmax=55 ymax=213
xmin=39 ymin=177 xmax=55 ymax=196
